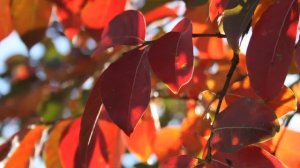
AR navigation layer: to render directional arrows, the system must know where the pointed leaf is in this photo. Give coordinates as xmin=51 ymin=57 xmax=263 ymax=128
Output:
xmin=160 ymin=155 xmax=199 ymax=168
xmin=212 ymin=97 xmax=279 ymax=152
xmin=148 ymin=18 xmax=194 ymax=93
xmin=205 ymin=146 xmax=285 ymax=167
xmin=100 ymin=47 xmax=151 ymax=135
xmin=246 ymin=0 xmax=299 ymax=100
xmin=11 ymin=0 xmax=52 ymax=48
xmin=78 ymin=77 xmax=103 ymax=167
xmin=93 ymin=10 xmax=146 ymax=57
xmin=5 ymin=125 xmax=45 ymax=168
xmin=44 ymin=119 xmax=73 ymax=168
xmin=0 ymin=0 xmax=13 ymax=40
xmin=223 ymin=0 xmax=259 ymax=52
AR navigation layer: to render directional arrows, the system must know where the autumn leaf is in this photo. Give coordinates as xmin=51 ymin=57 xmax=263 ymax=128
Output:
xmin=223 ymin=0 xmax=259 ymax=52
xmin=246 ymin=0 xmax=299 ymax=100
xmin=160 ymin=155 xmax=199 ymax=168
xmin=148 ymin=18 xmax=194 ymax=94
xmin=0 ymin=0 xmax=13 ymax=40
xmin=153 ymin=127 xmax=182 ymax=161
xmin=100 ymin=47 xmax=151 ymax=135
xmin=123 ymin=107 xmax=156 ymax=162
xmin=93 ymin=10 xmax=146 ymax=57
xmin=5 ymin=125 xmax=45 ymax=168
xmin=81 ymin=0 xmax=126 ymax=29
xmin=11 ymin=0 xmax=52 ymax=48
xmin=144 ymin=3 xmax=179 ymax=24
xmin=212 ymin=97 xmax=279 ymax=152
xmin=44 ymin=119 xmax=73 ymax=168
xmin=203 ymin=146 xmax=285 ymax=167
xmin=209 ymin=0 xmax=229 ymax=21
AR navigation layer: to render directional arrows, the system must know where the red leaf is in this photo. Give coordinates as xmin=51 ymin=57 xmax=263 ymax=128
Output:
xmin=56 ymin=0 xmax=85 ymax=39
xmin=0 ymin=0 xmax=13 ymax=40
xmin=209 ymin=0 xmax=229 ymax=21
xmin=5 ymin=125 xmax=45 ymax=168
xmin=78 ymin=77 xmax=103 ymax=167
xmin=148 ymin=18 xmax=194 ymax=94
xmin=160 ymin=155 xmax=199 ymax=168
xmin=100 ymin=47 xmax=151 ymax=135
xmin=93 ymin=10 xmax=146 ymax=57
xmin=205 ymin=146 xmax=285 ymax=167
xmin=212 ymin=97 xmax=279 ymax=152
xmin=246 ymin=0 xmax=299 ymax=100
xmin=81 ymin=0 xmax=126 ymax=29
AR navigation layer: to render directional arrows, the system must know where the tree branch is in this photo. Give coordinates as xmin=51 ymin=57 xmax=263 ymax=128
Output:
xmin=205 ymin=52 xmax=240 ymax=161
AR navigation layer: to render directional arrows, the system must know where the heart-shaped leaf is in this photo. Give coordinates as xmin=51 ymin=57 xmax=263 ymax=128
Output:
xmin=246 ymin=0 xmax=299 ymax=100
xmin=100 ymin=47 xmax=151 ymax=135
xmin=212 ymin=97 xmax=279 ymax=152
xmin=148 ymin=18 xmax=194 ymax=94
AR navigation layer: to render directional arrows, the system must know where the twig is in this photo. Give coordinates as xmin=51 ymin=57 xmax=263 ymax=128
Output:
xmin=205 ymin=52 xmax=240 ymax=161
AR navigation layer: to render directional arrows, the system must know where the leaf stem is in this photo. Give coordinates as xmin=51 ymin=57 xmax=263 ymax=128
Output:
xmin=205 ymin=52 xmax=240 ymax=161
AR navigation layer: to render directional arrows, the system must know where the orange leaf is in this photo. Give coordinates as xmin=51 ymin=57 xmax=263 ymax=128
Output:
xmin=123 ymin=107 xmax=156 ymax=162
xmin=0 ymin=0 xmax=13 ymax=40
xmin=154 ymin=127 xmax=182 ymax=161
xmin=5 ymin=125 xmax=45 ymax=168
xmin=44 ymin=119 xmax=73 ymax=168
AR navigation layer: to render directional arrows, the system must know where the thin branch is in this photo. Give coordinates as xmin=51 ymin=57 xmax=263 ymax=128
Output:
xmin=205 ymin=52 xmax=240 ymax=161
xmin=192 ymin=33 xmax=226 ymax=38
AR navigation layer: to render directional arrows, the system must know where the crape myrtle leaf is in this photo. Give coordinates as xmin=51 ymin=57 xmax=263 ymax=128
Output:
xmin=100 ymin=47 xmax=151 ymax=136
xmin=55 ymin=0 xmax=85 ymax=40
xmin=181 ymin=100 xmax=210 ymax=154
xmin=60 ymin=118 xmax=110 ymax=168
xmin=291 ymin=82 xmax=300 ymax=109
xmin=228 ymin=77 xmax=297 ymax=118
xmin=246 ymin=0 xmax=299 ymax=100
xmin=0 ymin=0 xmax=13 ymax=40
xmin=160 ymin=155 xmax=199 ymax=168
xmin=11 ymin=0 xmax=52 ymax=48
xmin=153 ymin=127 xmax=182 ymax=161
xmin=274 ymin=129 xmax=300 ymax=167
xmin=267 ymin=86 xmax=297 ymax=118
xmin=123 ymin=107 xmax=156 ymax=162
xmin=5 ymin=125 xmax=45 ymax=168
xmin=252 ymin=0 xmax=274 ymax=27
xmin=203 ymin=146 xmax=285 ymax=167
xmin=78 ymin=77 xmax=103 ymax=167
xmin=209 ymin=0 xmax=229 ymax=21
xmin=44 ymin=119 xmax=73 ymax=168
xmin=212 ymin=97 xmax=279 ymax=152
xmin=148 ymin=18 xmax=193 ymax=94
xmin=97 ymin=111 xmax=125 ymax=168
xmin=223 ymin=0 xmax=259 ymax=52
xmin=93 ymin=10 xmax=146 ymax=57
xmin=144 ymin=3 xmax=178 ymax=24
xmin=81 ymin=0 xmax=126 ymax=29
